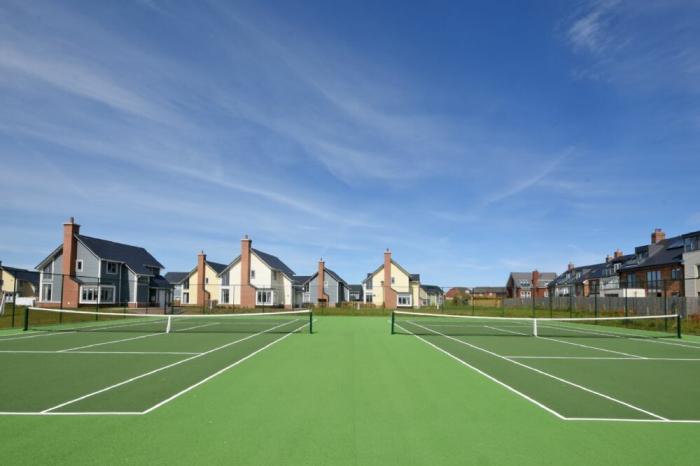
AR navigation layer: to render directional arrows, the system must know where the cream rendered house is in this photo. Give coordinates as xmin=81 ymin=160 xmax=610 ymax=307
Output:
xmin=362 ymin=250 xmax=421 ymax=308
xmin=217 ymin=236 xmax=296 ymax=308
xmin=179 ymin=252 xmax=227 ymax=307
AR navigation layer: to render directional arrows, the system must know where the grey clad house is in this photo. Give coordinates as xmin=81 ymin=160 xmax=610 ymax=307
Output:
xmin=298 ymin=260 xmax=350 ymax=307
xmin=36 ymin=218 xmax=171 ymax=308
xmin=164 ymin=271 xmax=189 ymax=305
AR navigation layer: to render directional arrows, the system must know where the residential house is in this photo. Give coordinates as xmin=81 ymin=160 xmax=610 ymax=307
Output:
xmin=551 ymin=262 xmax=608 ymax=297
xmin=619 ymin=229 xmax=685 ymax=297
xmin=35 ymin=218 xmax=171 ymax=308
xmin=0 ymin=261 xmax=39 ymax=303
xmin=217 ymin=236 xmax=296 ymax=308
xmin=297 ymin=259 xmax=350 ymax=307
xmin=176 ymin=252 xmax=227 ymax=307
xmin=506 ymin=271 xmax=556 ymax=298
xmin=362 ymin=249 xmax=421 ymax=308
xmin=419 ymin=285 xmax=444 ymax=307
xmin=164 ymin=271 xmax=189 ymax=305
xmin=445 ymin=287 xmax=470 ymax=301
xmin=682 ymin=230 xmax=700 ymax=297
xmin=349 ymin=285 xmax=363 ymax=302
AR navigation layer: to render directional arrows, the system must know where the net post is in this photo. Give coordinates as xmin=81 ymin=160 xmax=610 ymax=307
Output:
xmin=391 ymin=311 xmax=395 ymax=335
xmin=533 ymin=318 xmax=538 ymax=337
xmin=23 ymin=306 xmax=29 ymax=331
xmin=677 ymin=313 xmax=682 ymax=339
xmin=165 ymin=315 xmax=172 ymax=334
xmin=309 ymin=310 xmax=313 ymax=334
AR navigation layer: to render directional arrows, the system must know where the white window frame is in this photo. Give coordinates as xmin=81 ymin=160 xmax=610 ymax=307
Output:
xmin=272 ymin=271 xmax=278 ymax=281
xmin=182 ymin=292 xmax=190 ymax=304
xmin=106 ymin=261 xmax=118 ymax=275
xmin=397 ymin=294 xmax=412 ymax=307
xmin=365 ymin=293 xmax=373 ymax=304
xmin=221 ymin=288 xmax=230 ymax=304
xmin=76 ymin=259 xmax=84 ymax=272
xmin=41 ymin=283 xmax=53 ymax=302
xmin=256 ymin=290 xmax=273 ymax=306
xmin=80 ymin=285 xmax=116 ymax=304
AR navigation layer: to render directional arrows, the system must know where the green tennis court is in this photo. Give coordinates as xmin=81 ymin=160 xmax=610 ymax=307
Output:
xmin=1 ymin=312 xmax=699 ymax=465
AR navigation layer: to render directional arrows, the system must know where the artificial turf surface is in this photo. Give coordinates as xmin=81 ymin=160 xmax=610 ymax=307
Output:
xmin=1 ymin=316 xmax=699 ymax=465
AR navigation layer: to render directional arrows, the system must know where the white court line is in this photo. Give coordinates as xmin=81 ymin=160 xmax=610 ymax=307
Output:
xmin=0 ymin=318 xmax=165 ymax=343
xmin=404 ymin=320 xmax=668 ymax=421
xmin=564 ymin=417 xmax=700 ymax=423
xmin=506 ymin=356 xmax=700 ymax=361
xmin=0 ymin=411 xmax=143 ymax=416
xmin=40 ymin=319 xmax=301 ymax=414
xmin=484 ymin=324 xmax=645 ymax=359
xmin=56 ymin=322 xmax=219 ymax=352
xmin=395 ymin=324 xmax=566 ymax=420
xmin=142 ymin=320 xmax=309 ymax=414
xmin=537 ymin=322 xmax=700 ymax=350
xmin=0 ymin=350 xmax=201 ymax=355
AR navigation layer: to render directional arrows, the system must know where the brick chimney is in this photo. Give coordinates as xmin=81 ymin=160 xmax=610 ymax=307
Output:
xmin=240 ymin=235 xmax=255 ymax=308
xmin=568 ymin=262 xmax=575 ymax=272
xmin=651 ymin=228 xmax=666 ymax=244
xmin=318 ymin=258 xmax=329 ymax=305
xmin=383 ymin=249 xmax=397 ymax=308
xmin=60 ymin=217 xmax=81 ymax=307
xmin=614 ymin=249 xmax=623 ymax=259
xmin=531 ymin=270 xmax=540 ymax=291
xmin=196 ymin=251 xmax=207 ymax=307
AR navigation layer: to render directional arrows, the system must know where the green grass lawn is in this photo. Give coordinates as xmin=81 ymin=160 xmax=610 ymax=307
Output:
xmin=1 ymin=316 xmax=699 ymax=465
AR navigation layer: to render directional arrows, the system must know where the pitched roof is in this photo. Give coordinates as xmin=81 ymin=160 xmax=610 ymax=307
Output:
xmin=164 ymin=272 xmax=189 ymax=284
xmin=472 ymin=286 xmax=507 ymax=294
xmin=220 ymin=248 xmax=295 ymax=279
xmin=150 ymin=275 xmax=172 ymax=289
xmin=297 ymin=268 xmax=349 ymax=287
xmin=365 ymin=259 xmax=418 ymax=283
xmin=421 ymin=284 xmax=444 ymax=295
xmin=207 ymin=261 xmax=227 ymax=275
xmin=619 ymin=235 xmax=684 ymax=271
xmin=349 ymin=284 xmax=363 ymax=293
xmin=508 ymin=272 xmax=557 ymax=288
xmin=294 ymin=276 xmax=311 ymax=286
xmin=445 ymin=287 xmax=470 ymax=298
xmin=1 ymin=266 xmax=39 ymax=287
xmin=77 ymin=235 xmax=164 ymax=275
xmin=551 ymin=262 xmax=608 ymax=287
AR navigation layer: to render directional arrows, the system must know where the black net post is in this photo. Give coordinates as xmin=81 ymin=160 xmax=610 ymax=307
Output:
xmin=23 ymin=306 xmax=29 ymax=331
xmin=391 ymin=311 xmax=395 ymax=335
xmin=677 ymin=313 xmax=682 ymax=339
xmin=309 ymin=311 xmax=313 ymax=334
xmin=594 ymin=289 xmax=598 ymax=319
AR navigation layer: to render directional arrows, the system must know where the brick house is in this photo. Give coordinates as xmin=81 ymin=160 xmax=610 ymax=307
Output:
xmin=506 ymin=271 xmax=556 ymax=298
xmin=619 ymin=229 xmax=685 ymax=297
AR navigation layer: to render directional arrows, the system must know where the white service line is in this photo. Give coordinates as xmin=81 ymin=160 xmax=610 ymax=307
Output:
xmin=405 ymin=320 xmax=668 ymax=421
xmin=486 ymin=324 xmax=646 ymax=359
xmin=142 ymin=320 xmax=309 ymax=414
xmin=506 ymin=356 xmax=700 ymax=361
xmin=56 ymin=322 xmax=220 ymax=352
xmin=395 ymin=324 xmax=567 ymax=421
xmin=40 ymin=319 xmax=301 ymax=414
xmin=564 ymin=417 xmax=700 ymax=424
xmin=537 ymin=322 xmax=700 ymax=350
xmin=0 ymin=411 xmax=143 ymax=416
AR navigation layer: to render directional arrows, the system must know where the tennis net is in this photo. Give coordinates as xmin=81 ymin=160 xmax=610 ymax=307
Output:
xmin=392 ymin=310 xmax=681 ymax=339
xmin=23 ymin=307 xmax=313 ymax=334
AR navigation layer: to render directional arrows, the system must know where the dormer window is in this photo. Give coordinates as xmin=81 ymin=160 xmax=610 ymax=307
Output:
xmin=685 ymin=237 xmax=699 ymax=252
xmin=76 ymin=260 xmax=83 ymax=272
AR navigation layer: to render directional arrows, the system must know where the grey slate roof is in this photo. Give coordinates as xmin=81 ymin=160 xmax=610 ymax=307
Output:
xmin=150 ymin=275 xmax=172 ymax=289
xmin=551 ymin=262 xmax=607 ymax=287
xmin=1 ymin=266 xmax=39 ymax=288
xmin=220 ymin=248 xmax=296 ymax=279
xmin=508 ymin=272 xmax=557 ymax=288
xmin=207 ymin=261 xmax=228 ymax=275
xmin=294 ymin=276 xmax=311 ymax=286
xmin=619 ymin=235 xmax=684 ymax=271
xmin=77 ymin=235 xmax=163 ymax=275
xmin=349 ymin=284 xmax=363 ymax=293
xmin=164 ymin=272 xmax=189 ymax=284
xmin=421 ymin=284 xmax=444 ymax=295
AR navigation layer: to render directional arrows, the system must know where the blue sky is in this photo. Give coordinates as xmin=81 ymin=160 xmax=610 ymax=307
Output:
xmin=1 ymin=0 xmax=699 ymax=286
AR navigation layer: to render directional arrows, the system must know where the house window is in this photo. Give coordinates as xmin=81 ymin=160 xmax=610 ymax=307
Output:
xmin=205 ymin=277 xmax=209 ymax=285
xmin=366 ymin=280 xmax=373 ymax=290
xmin=366 ymin=293 xmax=373 ymax=304
xmin=182 ymin=292 xmax=190 ymax=304
xmin=391 ymin=277 xmax=395 ymax=285
xmin=614 ymin=263 xmax=621 ymax=272
xmin=257 ymin=290 xmax=273 ymax=305
xmin=76 ymin=260 xmax=83 ymax=272
xmin=221 ymin=289 xmax=230 ymax=304
xmin=627 ymin=274 xmax=638 ymax=288
xmin=520 ymin=290 xmax=531 ymax=298
xmin=518 ymin=280 xmax=529 ymax=287
xmin=272 ymin=271 xmax=278 ymax=281
xmin=100 ymin=286 xmax=115 ymax=303
xmin=646 ymin=270 xmax=661 ymax=290
xmin=80 ymin=286 xmax=99 ymax=303
xmin=397 ymin=294 xmax=412 ymax=307
xmin=544 ymin=290 xmax=549 ymax=298
xmin=183 ymin=278 xmax=190 ymax=290
xmin=250 ymin=270 xmax=256 ymax=280
xmin=685 ymin=237 xmax=699 ymax=252
xmin=43 ymin=263 xmax=52 ymax=274
xmin=303 ymin=292 xmax=311 ymax=303
xmin=671 ymin=268 xmax=682 ymax=280
xmin=41 ymin=284 xmax=52 ymax=301
xmin=106 ymin=262 xmax=118 ymax=274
